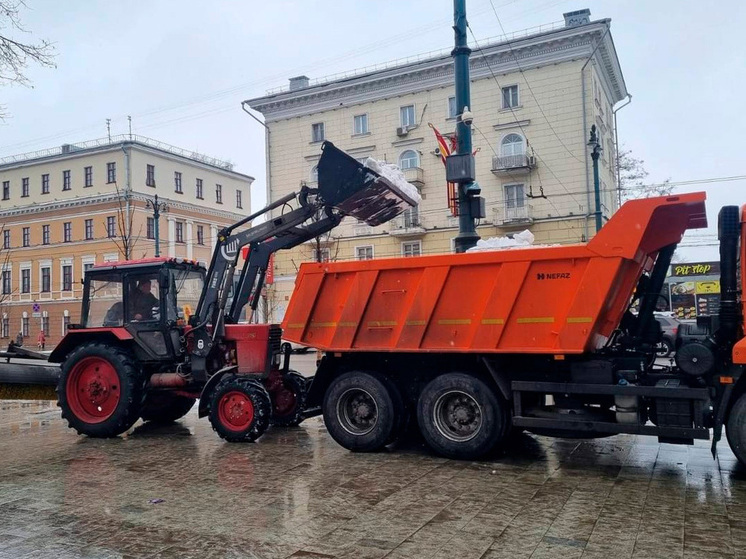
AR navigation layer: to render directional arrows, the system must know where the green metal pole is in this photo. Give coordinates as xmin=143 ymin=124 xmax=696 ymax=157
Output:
xmin=452 ymin=0 xmax=480 ymax=253
xmin=152 ymin=194 xmax=161 ymax=257
xmin=589 ymin=125 xmax=603 ymax=233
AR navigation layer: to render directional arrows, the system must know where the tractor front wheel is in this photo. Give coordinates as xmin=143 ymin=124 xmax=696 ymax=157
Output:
xmin=270 ymin=370 xmax=308 ymax=427
xmin=208 ymin=375 xmax=271 ymax=442
xmin=57 ymin=343 xmax=144 ymax=438
xmin=141 ymin=393 xmax=196 ymax=424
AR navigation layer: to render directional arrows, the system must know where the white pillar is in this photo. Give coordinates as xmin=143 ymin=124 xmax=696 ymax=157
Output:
xmin=167 ymin=217 xmax=176 ymax=257
xmin=210 ymin=225 xmax=218 ymax=251
xmin=186 ymin=220 xmax=194 ymax=260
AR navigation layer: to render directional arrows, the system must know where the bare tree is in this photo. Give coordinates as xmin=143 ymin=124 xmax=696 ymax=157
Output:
xmin=619 ymin=149 xmax=672 ymax=202
xmin=0 ymin=1 xmax=56 ymax=118
xmin=109 ymin=182 xmax=143 ymax=260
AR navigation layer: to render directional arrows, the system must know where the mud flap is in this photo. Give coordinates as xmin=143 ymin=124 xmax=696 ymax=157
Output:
xmin=712 ymin=383 xmax=734 ymax=458
xmin=197 ymin=365 xmax=238 ymax=418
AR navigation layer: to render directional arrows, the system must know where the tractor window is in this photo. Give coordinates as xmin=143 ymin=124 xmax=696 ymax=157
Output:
xmin=88 ymin=278 xmax=124 ymax=327
xmin=127 ymin=275 xmax=161 ymax=322
xmin=172 ymin=270 xmax=203 ymax=324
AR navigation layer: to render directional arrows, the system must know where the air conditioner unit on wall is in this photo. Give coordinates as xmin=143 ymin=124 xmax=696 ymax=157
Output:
xmin=396 ymin=126 xmax=409 ymax=137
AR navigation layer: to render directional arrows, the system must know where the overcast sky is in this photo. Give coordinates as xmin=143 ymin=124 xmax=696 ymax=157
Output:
xmin=1 ymin=0 xmax=743 ymax=260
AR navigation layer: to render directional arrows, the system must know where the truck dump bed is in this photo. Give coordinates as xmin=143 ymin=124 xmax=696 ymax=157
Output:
xmin=282 ymin=193 xmax=707 ymax=354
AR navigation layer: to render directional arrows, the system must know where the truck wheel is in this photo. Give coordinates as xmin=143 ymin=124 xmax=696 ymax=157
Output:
xmin=323 ymin=371 xmax=401 ymax=452
xmin=726 ymin=392 xmax=746 ymax=465
xmin=140 ymin=393 xmax=196 ymax=424
xmin=57 ymin=343 xmax=144 ymax=438
xmin=417 ymin=373 xmax=507 ymax=460
xmin=656 ymin=338 xmax=673 ymax=358
xmin=270 ymin=371 xmax=307 ymax=427
xmin=209 ymin=375 xmax=271 ymax=442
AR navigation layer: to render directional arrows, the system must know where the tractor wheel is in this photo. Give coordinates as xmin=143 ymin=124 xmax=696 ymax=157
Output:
xmin=322 ymin=371 xmax=402 ymax=452
xmin=140 ymin=393 xmax=196 ymax=424
xmin=417 ymin=373 xmax=508 ymax=460
xmin=726 ymin=392 xmax=746 ymax=466
xmin=270 ymin=371 xmax=308 ymax=427
xmin=57 ymin=343 xmax=144 ymax=438
xmin=208 ymin=375 xmax=271 ymax=442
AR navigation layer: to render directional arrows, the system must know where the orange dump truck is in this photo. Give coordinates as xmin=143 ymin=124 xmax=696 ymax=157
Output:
xmin=284 ymin=192 xmax=746 ymax=461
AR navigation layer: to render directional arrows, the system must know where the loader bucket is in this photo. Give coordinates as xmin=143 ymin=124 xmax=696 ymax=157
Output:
xmin=316 ymin=141 xmax=419 ymax=227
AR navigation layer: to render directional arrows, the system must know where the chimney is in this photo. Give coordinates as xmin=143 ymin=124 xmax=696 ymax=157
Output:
xmin=61 ymin=144 xmax=72 ymax=154
xmin=289 ymin=76 xmax=310 ymax=91
xmin=563 ymin=9 xmax=591 ymax=27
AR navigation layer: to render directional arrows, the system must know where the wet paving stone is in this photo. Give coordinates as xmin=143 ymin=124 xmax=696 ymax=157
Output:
xmin=2 ymin=400 xmax=746 ymax=558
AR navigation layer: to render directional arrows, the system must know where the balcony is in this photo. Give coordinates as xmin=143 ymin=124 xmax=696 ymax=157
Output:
xmin=494 ymin=203 xmax=534 ymax=227
xmin=389 ymin=211 xmax=426 ymax=237
xmin=402 ymin=166 xmax=424 ymax=187
xmin=491 ymin=154 xmax=536 ymax=175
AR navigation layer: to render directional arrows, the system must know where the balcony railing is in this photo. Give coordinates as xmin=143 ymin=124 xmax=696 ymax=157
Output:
xmin=402 ymin=166 xmax=424 ymax=186
xmin=491 ymin=154 xmax=536 ymax=174
xmin=494 ymin=203 xmax=533 ymax=226
xmin=389 ymin=211 xmax=425 ymax=237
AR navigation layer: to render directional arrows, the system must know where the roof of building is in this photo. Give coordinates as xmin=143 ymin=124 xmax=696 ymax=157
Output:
xmin=246 ymin=16 xmax=627 ymax=122
xmin=0 ymin=135 xmax=254 ymax=181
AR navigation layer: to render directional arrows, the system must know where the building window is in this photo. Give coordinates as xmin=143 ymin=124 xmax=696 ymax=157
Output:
xmin=146 ymin=164 xmax=155 ymax=187
xmin=107 ymin=216 xmax=116 ymax=238
xmin=1 ymin=316 xmax=7 ymax=338
xmin=174 ymin=171 xmax=182 ymax=193
xmin=216 ymin=184 xmax=222 ymax=204
xmin=504 ymin=183 xmax=527 ymax=220
xmin=21 ymin=177 xmax=29 ymax=197
xmin=147 ymin=217 xmax=155 ymax=240
xmin=85 ymin=219 xmax=93 ymax=240
xmin=2 ymin=181 xmax=9 ymax=200
xmin=42 ymin=225 xmax=50 ymax=245
xmin=83 ymin=262 xmax=94 ymax=275
xmin=400 ymin=105 xmax=416 ymax=128
xmin=3 ymin=230 xmax=10 ymax=249
xmin=310 ymin=165 xmax=319 ymax=183
xmin=402 ymin=240 xmax=422 ymax=257
xmin=353 ymin=114 xmax=368 ymax=135
xmin=403 ymin=206 xmax=419 ymax=228
xmin=41 ymin=267 xmax=50 ymax=293
xmin=448 ymin=96 xmax=457 ymax=119
xmin=197 ymin=225 xmax=204 ymax=245
xmin=63 ymin=170 xmax=71 ymax=191
xmin=355 ymin=245 xmax=373 ymax=260
xmin=62 ymin=265 xmax=73 ymax=291
xmin=313 ymin=247 xmax=330 ymax=262
xmin=63 ymin=313 xmax=71 ymax=334
xmin=107 ymin=162 xmax=116 ymax=183
xmin=22 ymin=316 xmax=29 ymax=337
xmin=196 ymin=178 xmax=203 ymax=199
xmin=175 ymin=221 xmax=184 ymax=243
xmin=236 ymin=190 xmax=243 ymax=209
xmin=42 ymin=315 xmax=49 ymax=335
xmin=84 ymin=166 xmax=93 ymax=187
xmin=312 ymin=122 xmax=325 ymax=143
xmin=502 ymin=85 xmax=519 ymax=109
xmin=22 ymin=227 xmax=30 ymax=247
xmin=21 ymin=269 xmax=30 ymax=293
xmin=399 ymin=150 xmax=419 ymax=170
xmin=42 ymin=174 xmax=50 ymax=194
xmin=2 ymin=270 xmax=10 ymax=295
xmin=63 ymin=222 xmax=72 ymax=243
xmin=501 ymin=133 xmax=525 ymax=157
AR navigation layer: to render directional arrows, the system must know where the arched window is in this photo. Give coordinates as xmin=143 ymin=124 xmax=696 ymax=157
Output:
xmin=310 ymin=165 xmax=318 ymax=183
xmin=501 ymin=133 xmax=525 ymax=157
xmin=399 ymin=150 xmax=419 ymax=170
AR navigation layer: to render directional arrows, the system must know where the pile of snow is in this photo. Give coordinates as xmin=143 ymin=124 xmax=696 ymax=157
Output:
xmin=467 ymin=230 xmax=535 ymax=252
xmin=364 ymin=158 xmax=422 ymax=205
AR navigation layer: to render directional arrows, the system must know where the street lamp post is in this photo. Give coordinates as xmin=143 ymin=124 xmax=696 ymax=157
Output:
xmin=588 ymin=125 xmax=603 ymax=234
xmin=146 ymin=194 xmax=168 ymax=257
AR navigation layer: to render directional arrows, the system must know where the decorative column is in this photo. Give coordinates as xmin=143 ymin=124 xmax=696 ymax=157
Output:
xmin=167 ymin=217 xmax=176 ymax=257
xmin=186 ymin=220 xmax=194 ymax=260
xmin=210 ymin=225 xmax=219 ymax=251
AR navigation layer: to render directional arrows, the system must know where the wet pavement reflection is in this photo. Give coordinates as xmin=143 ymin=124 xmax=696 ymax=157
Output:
xmin=1 ymin=398 xmax=745 ymax=558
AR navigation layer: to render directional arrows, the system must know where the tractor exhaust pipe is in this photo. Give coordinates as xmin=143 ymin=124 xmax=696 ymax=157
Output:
xmin=718 ymin=206 xmax=741 ymax=346
xmin=149 ymin=373 xmax=190 ymax=388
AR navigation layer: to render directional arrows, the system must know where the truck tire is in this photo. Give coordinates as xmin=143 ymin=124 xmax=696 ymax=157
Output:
xmin=270 ymin=371 xmax=307 ymax=427
xmin=417 ymin=373 xmax=507 ymax=460
xmin=726 ymin=392 xmax=746 ymax=465
xmin=57 ymin=342 xmax=144 ymax=438
xmin=323 ymin=371 xmax=401 ymax=452
xmin=208 ymin=375 xmax=271 ymax=442
xmin=140 ymin=393 xmax=196 ymax=424
xmin=655 ymin=338 xmax=674 ymax=358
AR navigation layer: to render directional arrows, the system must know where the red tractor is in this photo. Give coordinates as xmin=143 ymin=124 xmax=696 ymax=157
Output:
xmin=48 ymin=142 xmax=417 ymax=442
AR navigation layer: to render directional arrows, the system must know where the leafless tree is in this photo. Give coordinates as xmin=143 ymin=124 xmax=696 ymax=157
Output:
xmin=619 ymin=149 xmax=672 ymax=202
xmin=0 ymin=1 xmax=56 ymax=118
xmin=109 ymin=182 xmax=143 ymax=260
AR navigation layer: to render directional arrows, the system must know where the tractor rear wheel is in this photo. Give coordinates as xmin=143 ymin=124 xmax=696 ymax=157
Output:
xmin=726 ymin=392 xmax=746 ymax=466
xmin=417 ymin=373 xmax=507 ymax=460
xmin=270 ymin=371 xmax=308 ymax=427
xmin=208 ymin=375 xmax=271 ymax=442
xmin=57 ymin=343 xmax=143 ymax=438
xmin=140 ymin=393 xmax=196 ymax=424
xmin=323 ymin=371 xmax=402 ymax=452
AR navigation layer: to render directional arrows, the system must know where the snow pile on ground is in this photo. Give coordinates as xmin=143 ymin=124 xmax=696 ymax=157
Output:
xmin=467 ymin=230 xmax=535 ymax=252
xmin=364 ymin=158 xmax=422 ymax=205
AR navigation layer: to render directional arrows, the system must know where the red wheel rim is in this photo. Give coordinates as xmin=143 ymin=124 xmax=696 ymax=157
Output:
xmin=65 ymin=357 xmax=121 ymax=424
xmin=273 ymin=382 xmax=298 ymax=418
xmin=218 ymin=390 xmax=255 ymax=431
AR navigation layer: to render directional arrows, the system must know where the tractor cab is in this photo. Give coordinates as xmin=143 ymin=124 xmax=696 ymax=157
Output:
xmin=75 ymin=258 xmax=205 ymax=362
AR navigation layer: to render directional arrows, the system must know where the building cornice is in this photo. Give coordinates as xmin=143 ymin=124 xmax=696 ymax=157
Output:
xmin=246 ymin=20 xmax=627 ymax=122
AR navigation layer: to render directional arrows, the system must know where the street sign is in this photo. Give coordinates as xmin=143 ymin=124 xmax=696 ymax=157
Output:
xmin=32 ymin=312 xmax=41 ymax=318
xmin=32 ymin=303 xmax=40 ymax=313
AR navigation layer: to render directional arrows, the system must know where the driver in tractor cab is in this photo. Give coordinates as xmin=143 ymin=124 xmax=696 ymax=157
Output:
xmin=129 ymin=279 xmax=159 ymax=321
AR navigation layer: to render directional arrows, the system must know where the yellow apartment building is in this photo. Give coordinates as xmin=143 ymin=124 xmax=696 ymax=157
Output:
xmin=246 ymin=9 xmax=628 ymax=323
xmin=0 ymin=135 xmax=253 ymax=346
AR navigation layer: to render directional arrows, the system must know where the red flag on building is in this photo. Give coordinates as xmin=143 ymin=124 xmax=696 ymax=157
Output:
xmin=429 ymin=123 xmax=459 ymax=217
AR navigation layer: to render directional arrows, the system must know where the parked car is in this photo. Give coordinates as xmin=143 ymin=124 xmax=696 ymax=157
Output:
xmin=655 ymin=314 xmax=680 ymax=357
